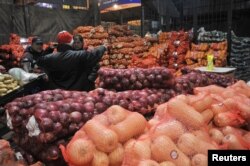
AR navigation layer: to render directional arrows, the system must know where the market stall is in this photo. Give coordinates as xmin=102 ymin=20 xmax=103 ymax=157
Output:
xmin=0 ymin=0 xmax=250 ymax=165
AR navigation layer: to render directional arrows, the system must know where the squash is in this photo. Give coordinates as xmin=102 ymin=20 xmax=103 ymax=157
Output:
xmin=105 ymin=105 xmax=128 ymax=125
xmin=221 ymin=126 xmax=247 ymax=136
xmin=214 ymin=112 xmax=246 ymax=128
xmin=222 ymin=134 xmax=248 ymax=150
xmin=91 ymin=150 xmax=109 ymax=166
xmin=168 ymin=98 xmax=204 ymax=129
xmin=151 ymin=135 xmax=191 ymax=166
xmin=201 ymin=109 xmax=214 ymax=124
xmin=152 ymin=119 xmax=186 ymax=141
xmin=209 ymin=128 xmax=224 ymax=144
xmin=189 ymin=94 xmax=213 ymax=112
xmin=84 ymin=120 xmax=118 ymax=152
xmin=111 ymin=112 xmax=147 ymax=142
xmin=191 ymin=154 xmax=208 ymax=166
xmin=109 ymin=143 xmax=124 ymax=166
xmin=60 ymin=138 xmax=95 ymax=166
xmin=177 ymin=133 xmax=217 ymax=156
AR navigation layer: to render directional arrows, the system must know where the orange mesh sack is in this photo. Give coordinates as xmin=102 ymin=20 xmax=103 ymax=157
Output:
xmin=122 ymin=134 xmax=152 ymax=166
xmin=59 ymin=130 xmax=96 ymax=166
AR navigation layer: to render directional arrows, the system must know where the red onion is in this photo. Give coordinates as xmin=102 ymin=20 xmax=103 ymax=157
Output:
xmin=39 ymin=118 xmax=54 ymax=132
xmin=54 ymin=122 xmax=63 ymax=134
xmin=34 ymin=109 xmax=48 ymax=120
xmin=95 ymin=102 xmax=107 ymax=113
xmin=83 ymin=102 xmax=95 ymax=112
xmin=49 ymin=111 xmax=60 ymax=122
xmin=46 ymin=103 xmax=58 ymax=112
xmin=60 ymin=113 xmax=70 ymax=126
xmin=69 ymin=123 xmax=79 ymax=133
xmin=12 ymin=115 xmax=22 ymax=126
xmin=43 ymin=94 xmax=53 ymax=102
xmin=82 ymin=112 xmax=93 ymax=122
xmin=84 ymin=96 xmax=95 ymax=103
xmin=19 ymin=109 xmax=30 ymax=117
xmin=7 ymin=105 xmax=20 ymax=115
xmin=155 ymin=75 xmax=163 ymax=82
xmin=38 ymin=132 xmax=54 ymax=143
xmin=62 ymin=91 xmax=72 ymax=98
xmin=70 ymin=111 xmax=82 ymax=123
xmin=147 ymin=74 xmax=155 ymax=82
xmin=53 ymin=94 xmax=64 ymax=101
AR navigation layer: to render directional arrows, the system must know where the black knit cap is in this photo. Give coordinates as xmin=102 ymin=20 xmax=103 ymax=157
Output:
xmin=32 ymin=37 xmax=43 ymax=44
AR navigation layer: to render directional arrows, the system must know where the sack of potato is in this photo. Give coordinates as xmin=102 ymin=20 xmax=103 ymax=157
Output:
xmin=0 ymin=74 xmax=20 ymax=96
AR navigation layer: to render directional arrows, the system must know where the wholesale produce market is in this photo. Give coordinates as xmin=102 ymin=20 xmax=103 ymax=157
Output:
xmin=0 ymin=0 xmax=250 ymax=166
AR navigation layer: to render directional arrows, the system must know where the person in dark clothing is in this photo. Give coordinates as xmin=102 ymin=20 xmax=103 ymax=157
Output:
xmin=21 ymin=37 xmax=54 ymax=73
xmin=36 ymin=31 xmax=107 ymax=91
xmin=73 ymin=34 xmax=100 ymax=90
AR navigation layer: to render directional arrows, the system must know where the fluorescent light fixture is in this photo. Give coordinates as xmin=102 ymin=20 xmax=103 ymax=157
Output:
xmin=113 ymin=4 xmax=118 ymax=9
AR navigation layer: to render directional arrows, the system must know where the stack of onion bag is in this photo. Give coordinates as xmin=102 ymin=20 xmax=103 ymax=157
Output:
xmin=185 ymin=41 xmax=227 ymax=68
xmin=60 ymin=81 xmax=250 ymax=166
xmin=5 ymin=90 xmax=94 ymax=165
xmin=0 ymin=34 xmax=24 ymax=69
xmin=98 ymin=67 xmax=175 ymax=91
xmin=108 ymin=25 xmax=150 ymax=69
xmin=159 ymin=31 xmax=190 ymax=69
xmin=73 ymin=26 xmax=110 ymax=68
xmin=197 ymin=27 xmax=227 ymax=42
xmin=231 ymin=34 xmax=250 ymax=81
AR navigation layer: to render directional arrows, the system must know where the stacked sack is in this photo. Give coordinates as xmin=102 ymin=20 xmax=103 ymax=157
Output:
xmin=158 ymin=31 xmax=190 ymax=70
xmin=60 ymin=81 xmax=250 ymax=166
xmin=197 ymin=27 xmax=227 ymax=42
xmin=73 ymin=26 xmax=110 ymax=68
xmin=231 ymin=34 xmax=250 ymax=81
xmin=185 ymin=41 xmax=227 ymax=68
xmin=0 ymin=34 xmax=24 ymax=69
xmin=107 ymin=25 xmax=150 ymax=69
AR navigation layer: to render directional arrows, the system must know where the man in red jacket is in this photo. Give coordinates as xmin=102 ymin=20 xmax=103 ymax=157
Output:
xmin=36 ymin=31 xmax=107 ymax=91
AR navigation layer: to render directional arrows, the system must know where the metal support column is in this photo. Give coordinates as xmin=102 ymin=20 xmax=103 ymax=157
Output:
xmin=227 ymin=0 xmax=233 ymax=65
xmin=141 ymin=3 xmax=145 ymax=37
xmin=193 ymin=0 xmax=198 ymax=43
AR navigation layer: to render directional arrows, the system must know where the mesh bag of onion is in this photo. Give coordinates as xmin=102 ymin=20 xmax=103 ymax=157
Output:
xmin=98 ymin=67 xmax=175 ymax=91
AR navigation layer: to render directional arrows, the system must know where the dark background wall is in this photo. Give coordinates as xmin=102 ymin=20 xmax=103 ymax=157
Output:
xmin=0 ymin=0 xmax=94 ymax=45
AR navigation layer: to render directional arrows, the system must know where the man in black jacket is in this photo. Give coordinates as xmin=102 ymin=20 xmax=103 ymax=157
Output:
xmin=36 ymin=31 xmax=107 ymax=91
xmin=21 ymin=37 xmax=54 ymax=73
xmin=73 ymin=34 xmax=100 ymax=90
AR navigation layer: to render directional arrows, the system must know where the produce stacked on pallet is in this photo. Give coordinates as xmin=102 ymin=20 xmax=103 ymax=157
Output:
xmin=107 ymin=25 xmax=150 ymax=69
xmin=175 ymin=68 xmax=236 ymax=94
xmin=197 ymin=27 xmax=227 ymax=42
xmin=231 ymin=34 xmax=250 ymax=81
xmin=98 ymin=67 xmax=175 ymax=91
xmin=128 ymin=54 xmax=159 ymax=68
xmin=72 ymin=26 xmax=110 ymax=68
xmin=158 ymin=31 xmax=190 ymax=70
xmin=5 ymin=90 xmax=90 ymax=165
xmin=5 ymin=87 xmax=177 ymax=165
xmin=0 ymin=34 xmax=24 ymax=69
xmin=73 ymin=26 xmax=109 ymax=48
xmin=0 ymin=74 xmax=20 ymax=96
xmin=0 ymin=139 xmax=42 ymax=166
xmin=60 ymin=81 xmax=250 ymax=166
xmin=185 ymin=41 xmax=227 ymax=68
